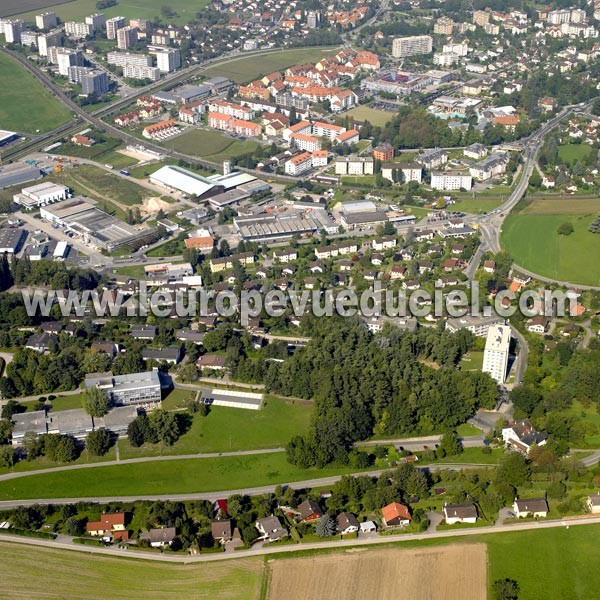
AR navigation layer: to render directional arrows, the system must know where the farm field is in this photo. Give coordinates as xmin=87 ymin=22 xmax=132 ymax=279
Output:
xmin=164 ymin=129 xmax=261 ymax=162
xmin=0 ymin=452 xmax=364 ymax=500
xmin=344 ymin=105 xmax=394 ymax=127
xmin=57 ymin=138 xmax=138 ymax=169
xmin=0 ymin=53 xmax=72 ymax=134
xmin=200 ymin=48 xmax=340 ymax=84
xmin=118 ymin=396 xmax=312 ymax=458
xmin=268 ymin=544 xmax=487 ymax=600
xmin=12 ymin=0 xmax=209 ymax=26
xmin=501 ymin=205 xmax=600 ymax=286
xmin=0 ymin=542 xmax=263 ymax=600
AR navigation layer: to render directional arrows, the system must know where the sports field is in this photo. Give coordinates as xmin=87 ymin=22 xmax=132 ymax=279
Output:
xmin=165 ymin=129 xmax=261 ymax=162
xmin=501 ymin=199 xmax=600 ymax=285
xmin=0 ymin=53 xmax=72 ymax=134
xmin=200 ymin=48 xmax=340 ymax=84
xmin=268 ymin=545 xmax=487 ymax=600
xmin=12 ymin=0 xmax=209 ymax=26
xmin=344 ymin=106 xmax=394 ymax=127
xmin=0 ymin=542 xmax=263 ymax=600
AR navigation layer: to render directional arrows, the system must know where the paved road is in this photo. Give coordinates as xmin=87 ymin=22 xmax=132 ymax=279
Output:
xmin=0 ymin=514 xmax=598 ymax=564
xmin=358 ymin=434 xmax=485 ymax=450
xmin=0 ymin=462 xmax=501 ymax=510
xmin=0 ymin=351 xmax=13 ymax=376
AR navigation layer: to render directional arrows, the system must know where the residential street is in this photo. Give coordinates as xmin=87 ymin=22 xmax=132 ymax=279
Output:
xmin=0 ymin=514 xmax=598 ymax=564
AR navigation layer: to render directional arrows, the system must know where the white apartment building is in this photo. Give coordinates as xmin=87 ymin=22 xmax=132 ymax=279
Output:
xmin=86 ymin=14 xmax=106 ymax=30
xmin=289 ymin=133 xmax=321 ymax=152
xmin=117 ymin=25 xmax=138 ymax=49
xmin=3 ymin=19 xmax=24 ymax=43
xmin=123 ymin=64 xmax=161 ymax=81
xmin=64 ymin=21 xmax=94 ymax=38
xmin=208 ymin=100 xmax=254 ymax=120
xmin=36 ymin=12 xmax=57 ymax=30
xmin=482 ymin=324 xmax=511 ymax=384
xmin=151 ymin=47 xmax=181 ymax=72
xmin=392 ymin=35 xmax=433 ymax=58
xmin=431 ymin=172 xmax=472 ymax=191
xmin=106 ymin=16 xmax=126 ymax=39
xmin=56 ymin=49 xmax=84 ymax=76
xmin=107 ymin=51 xmax=152 ymax=68
xmin=284 ymin=152 xmax=313 ymax=176
xmin=334 ymin=156 xmax=374 ymax=176
xmin=37 ymin=30 xmax=62 ymax=57
xmin=311 ymin=121 xmax=345 ymax=139
xmin=442 ymin=42 xmax=469 ymax=56
xmin=381 ymin=163 xmax=423 ymax=183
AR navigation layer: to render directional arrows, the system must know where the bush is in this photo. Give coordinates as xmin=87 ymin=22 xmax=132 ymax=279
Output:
xmin=557 ymin=222 xmax=574 ymax=236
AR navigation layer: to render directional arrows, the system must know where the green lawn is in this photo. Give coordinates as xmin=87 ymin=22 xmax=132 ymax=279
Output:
xmin=344 ymin=106 xmax=394 ymax=127
xmin=0 ymin=542 xmax=263 ymax=600
xmin=12 ymin=0 xmax=210 ymax=26
xmin=118 ymin=396 xmax=312 ymax=458
xmin=557 ymin=143 xmax=594 ymax=166
xmin=0 ymin=452 xmax=366 ymax=500
xmin=164 ymin=129 xmax=261 ymax=162
xmin=200 ymin=47 xmax=340 ymax=84
xmin=563 ymin=400 xmax=600 ymax=448
xmin=451 ymin=198 xmax=504 ymax=214
xmin=460 ymin=350 xmax=485 ymax=371
xmin=501 ymin=213 xmax=600 ymax=286
xmin=0 ymin=53 xmax=72 ymax=134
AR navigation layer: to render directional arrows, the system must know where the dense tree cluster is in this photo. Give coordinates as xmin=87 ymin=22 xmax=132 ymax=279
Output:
xmin=127 ymin=410 xmax=183 ymax=447
xmin=265 ymin=319 xmax=497 ymax=467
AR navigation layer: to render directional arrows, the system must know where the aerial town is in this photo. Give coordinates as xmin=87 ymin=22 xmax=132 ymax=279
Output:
xmin=0 ymin=0 xmax=599 ymax=598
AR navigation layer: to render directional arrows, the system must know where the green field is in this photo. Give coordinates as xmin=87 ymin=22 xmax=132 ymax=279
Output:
xmin=12 ymin=0 xmax=210 ymax=26
xmin=165 ymin=129 xmax=261 ymax=162
xmin=0 ymin=53 xmax=72 ymax=134
xmin=460 ymin=350 xmax=485 ymax=371
xmin=0 ymin=452 xmax=365 ymax=500
xmin=487 ymin=524 xmax=600 ymax=598
xmin=344 ymin=106 xmax=394 ymax=127
xmin=118 ymin=396 xmax=312 ymax=459
xmin=557 ymin=143 xmax=594 ymax=166
xmin=57 ymin=137 xmax=138 ymax=169
xmin=200 ymin=48 xmax=340 ymax=84
xmin=52 ymin=164 xmax=154 ymax=206
xmin=451 ymin=198 xmax=504 ymax=214
xmin=0 ymin=542 xmax=263 ymax=600
xmin=501 ymin=210 xmax=600 ymax=286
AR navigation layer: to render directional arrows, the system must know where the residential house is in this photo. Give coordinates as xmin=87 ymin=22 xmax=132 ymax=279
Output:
xmin=211 ymin=520 xmax=232 ymax=543
xmin=86 ymin=512 xmax=127 ymax=537
xmin=381 ymin=502 xmax=412 ymax=527
xmin=502 ymin=419 xmax=547 ymax=454
xmin=336 ymin=512 xmax=359 ymax=535
xmin=142 ymin=346 xmax=182 ymax=365
xmin=443 ymin=503 xmax=478 ymax=524
xmin=483 ymin=259 xmax=495 ymax=273
xmin=196 ymin=354 xmax=227 ymax=371
xmin=144 ymin=527 xmax=177 ymax=547
xmin=513 ymin=498 xmax=548 ymax=518
xmin=25 ymin=332 xmax=56 ymax=353
xmin=256 ymin=516 xmax=288 ymax=542
xmin=527 ymin=316 xmax=549 ymax=334
xmin=298 ymin=499 xmax=323 ymax=523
